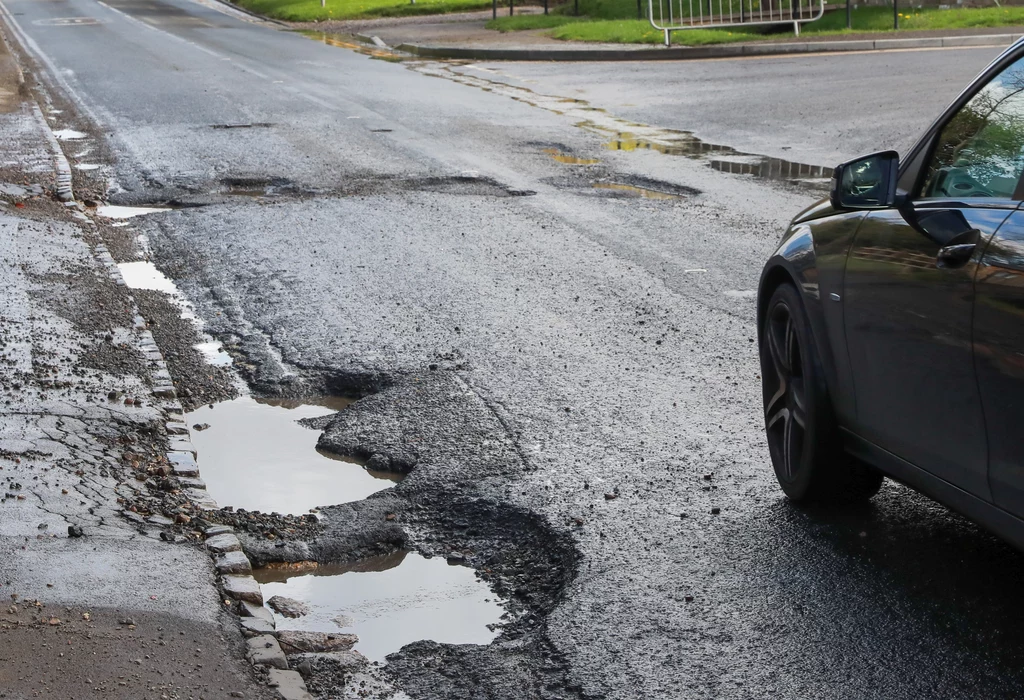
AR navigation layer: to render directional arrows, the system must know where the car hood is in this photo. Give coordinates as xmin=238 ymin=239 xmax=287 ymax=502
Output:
xmin=791 ymin=197 xmax=834 ymax=225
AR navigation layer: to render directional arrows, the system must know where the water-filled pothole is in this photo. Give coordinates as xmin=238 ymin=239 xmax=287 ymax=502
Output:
xmin=542 ymin=148 xmax=599 ymax=166
xmin=593 ymin=182 xmax=681 ymax=200
xmin=187 ymin=396 xmax=402 ymax=515
xmin=97 ymin=204 xmax=172 ymax=219
xmin=254 ymin=551 xmax=504 ymax=662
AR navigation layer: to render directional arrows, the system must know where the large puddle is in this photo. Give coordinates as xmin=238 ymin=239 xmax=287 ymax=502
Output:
xmin=186 ymin=396 xmax=401 ymax=515
xmin=254 ymin=551 xmax=504 ymax=661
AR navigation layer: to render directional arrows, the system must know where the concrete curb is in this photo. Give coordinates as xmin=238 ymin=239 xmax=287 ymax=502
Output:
xmin=33 ymin=104 xmax=74 ymax=201
xmin=394 ymin=31 xmax=1022 ymax=61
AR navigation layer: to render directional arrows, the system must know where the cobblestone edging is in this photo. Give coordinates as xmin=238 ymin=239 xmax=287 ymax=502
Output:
xmin=28 ymin=121 xmax=315 ymax=700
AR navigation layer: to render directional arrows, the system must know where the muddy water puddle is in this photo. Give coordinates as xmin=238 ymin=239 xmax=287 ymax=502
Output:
xmin=254 ymin=551 xmax=503 ymax=661
xmin=593 ymin=182 xmax=681 ymax=200
xmin=543 ymin=148 xmax=599 ymax=166
xmin=187 ymin=396 xmax=401 ymax=515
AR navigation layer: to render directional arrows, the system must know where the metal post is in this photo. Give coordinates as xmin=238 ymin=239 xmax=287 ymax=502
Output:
xmin=893 ymin=0 xmax=898 ymax=29
xmin=510 ymin=0 xmax=513 ymax=17
xmin=574 ymin=0 xmax=579 ymax=15
xmin=664 ymin=27 xmax=670 ymax=44
xmin=545 ymin=0 xmax=549 ymax=13
xmin=493 ymin=0 xmax=497 ymax=18
xmin=638 ymin=0 xmax=642 ymax=19
xmin=845 ymin=0 xmax=850 ymax=28
xmin=793 ymin=20 xmax=799 ymax=34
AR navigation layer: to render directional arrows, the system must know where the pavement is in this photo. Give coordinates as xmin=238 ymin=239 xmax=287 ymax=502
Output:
xmin=291 ymin=7 xmax=1024 ymax=60
xmin=0 ymin=28 xmax=275 ymax=700
xmin=4 ymin=0 xmax=1024 ymax=698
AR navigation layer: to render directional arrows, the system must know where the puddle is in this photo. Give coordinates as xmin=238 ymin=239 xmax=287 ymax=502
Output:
xmin=117 ymin=261 xmax=179 ymax=294
xmin=593 ymin=182 xmax=681 ymax=200
xmin=302 ymin=32 xmax=402 ymax=60
xmin=709 ymin=157 xmax=828 ymax=180
xmin=52 ymin=129 xmax=87 ymax=141
xmin=254 ymin=551 xmax=504 ymax=662
xmin=186 ymin=396 xmax=402 ymax=515
xmin=542 ymin=148 xmax=599 ymax=166
xmin=193 ymin=340 xmax=232 ymax=366
xmin=417 ymin=63 xmax=828 ymax=188
xmin=96 ymin=204 xmax=171 ymax=219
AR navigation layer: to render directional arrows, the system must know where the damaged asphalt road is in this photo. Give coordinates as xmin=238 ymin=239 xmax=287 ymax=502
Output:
xmin=5 ymin=0 xmax=1024 ymax=696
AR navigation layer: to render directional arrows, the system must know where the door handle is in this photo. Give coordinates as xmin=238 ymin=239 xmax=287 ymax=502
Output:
xmin=937 ymin=242 xmax=977 ymax=268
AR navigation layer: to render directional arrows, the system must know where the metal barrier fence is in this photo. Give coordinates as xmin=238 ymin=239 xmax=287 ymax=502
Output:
xmin=649 ymin=0 xmax=824 ymax=45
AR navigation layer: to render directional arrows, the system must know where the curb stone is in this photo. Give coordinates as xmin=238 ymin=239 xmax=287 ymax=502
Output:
xmin=392 ymin=31 xmax=1022 ymax=61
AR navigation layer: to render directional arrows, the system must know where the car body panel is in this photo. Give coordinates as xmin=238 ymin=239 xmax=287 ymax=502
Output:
xmin=975 ymin=209 xmax=1024 ymax=517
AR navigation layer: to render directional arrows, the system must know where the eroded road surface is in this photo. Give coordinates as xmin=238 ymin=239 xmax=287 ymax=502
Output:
xmin=3 ymin=0 xmax=1022 ymax=695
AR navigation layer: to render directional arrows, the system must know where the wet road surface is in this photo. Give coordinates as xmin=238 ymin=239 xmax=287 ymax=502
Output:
xmin=3 ymin=0 xmax=1022 ymax=695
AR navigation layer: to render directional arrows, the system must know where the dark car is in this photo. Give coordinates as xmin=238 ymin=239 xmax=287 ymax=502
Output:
xmin=758 ymin=38 xmax=1024 ymax=548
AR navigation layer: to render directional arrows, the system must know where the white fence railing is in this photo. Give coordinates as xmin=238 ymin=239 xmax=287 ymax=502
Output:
xmin=649 ymin=0 xmax=824 ymax=45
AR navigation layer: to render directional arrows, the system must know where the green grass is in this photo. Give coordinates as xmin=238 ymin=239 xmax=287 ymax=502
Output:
xmin=233 ymin=0 xmax=494 ymax=21
xmin=490 ymin=3 xmax=1024 ymax=44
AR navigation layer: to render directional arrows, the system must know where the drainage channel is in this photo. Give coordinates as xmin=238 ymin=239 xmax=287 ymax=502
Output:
xmin=254 ymin=551 xmax=504 ymax=662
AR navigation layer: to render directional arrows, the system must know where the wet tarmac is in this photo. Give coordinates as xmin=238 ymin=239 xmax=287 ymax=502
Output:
xmin=186 ymin=396 xmax=402 ymax=515
xmin=254 ymin=551 xmax=504 ymax=662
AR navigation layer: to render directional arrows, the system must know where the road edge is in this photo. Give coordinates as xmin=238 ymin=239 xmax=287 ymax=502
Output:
xmin=393 ymin=31 xmax=1022 ymax=61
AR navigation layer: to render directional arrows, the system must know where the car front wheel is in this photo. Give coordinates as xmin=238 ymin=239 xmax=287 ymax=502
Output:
xmin=760 ymin=283 xmax=882 ymax=503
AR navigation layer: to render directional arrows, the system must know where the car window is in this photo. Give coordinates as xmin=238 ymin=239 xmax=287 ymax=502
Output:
xmin=921 ymin=55 xmax=1024 ymax=200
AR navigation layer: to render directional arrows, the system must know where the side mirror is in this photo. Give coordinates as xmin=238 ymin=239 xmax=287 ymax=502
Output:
xmin=830 ymin=150 xmax=899 ymax=210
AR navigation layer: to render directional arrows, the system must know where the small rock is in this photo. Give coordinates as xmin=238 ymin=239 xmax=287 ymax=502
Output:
xmin=332 ymin=614 xmax=354 ymax=629
xmin=711 ymin=507 xmax=721 ymax=515
xmin=267 ymin=595 xmax=310 ymax=618
xmin=276 ymin=630 xmax=358 ymax=654
xmin=604 ymin=493 xmax=617 ymax=500
xmin=192 ymin=423 xmax=210 ymax=431
xmin=67 ymin=525 xmax=84 ymax=538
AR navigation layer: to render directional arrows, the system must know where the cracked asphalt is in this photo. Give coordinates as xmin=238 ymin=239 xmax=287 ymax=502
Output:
xmin=3 ymin=0 xmax=1024 ymax=696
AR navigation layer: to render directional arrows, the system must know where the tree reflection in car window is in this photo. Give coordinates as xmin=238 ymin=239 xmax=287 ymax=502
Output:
xmin=922 ymin=57 xmax=1024 ymax=200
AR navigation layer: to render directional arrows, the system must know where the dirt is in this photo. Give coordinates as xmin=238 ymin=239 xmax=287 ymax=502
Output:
xmin=0 ymin=606 xmax=273 ymax=700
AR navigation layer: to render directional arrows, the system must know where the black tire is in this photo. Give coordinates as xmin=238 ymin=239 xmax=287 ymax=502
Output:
xmin=760 ymin=283 xmax=883 ymax=503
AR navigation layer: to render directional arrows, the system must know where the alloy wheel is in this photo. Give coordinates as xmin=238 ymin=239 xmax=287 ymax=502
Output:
xmin=764 ymin=300 xmax=807 ymax=482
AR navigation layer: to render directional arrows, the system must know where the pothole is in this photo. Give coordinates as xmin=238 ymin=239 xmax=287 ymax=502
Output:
xmin=542 ymin=148 xmax=599 ymax=166
xmin=253 ymin=550 xmax=504 ymax=662
xmin=186 ymin=396 xmax=403 ymax=516
xmin=52 ymin=129 xmax=87 ymax=141
xmin=593 ymin=182 xmax=682 ymax=200
xmin=97 ymin=204 xmax=172 ymax=219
